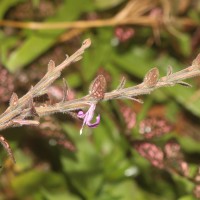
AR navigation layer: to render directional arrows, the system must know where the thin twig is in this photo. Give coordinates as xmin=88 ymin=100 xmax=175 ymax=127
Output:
xmin=32 ymin=59 xmax=200 ymax=117
xmin=0 ymin=38 xmax=91 ymax=130
xmin=0 ymin=45 xmax=199 ymax=131
xmin=0 ymin=17 xmax=197 ymax=30
xmin=0 ymin=0 xmax=197 ymax=30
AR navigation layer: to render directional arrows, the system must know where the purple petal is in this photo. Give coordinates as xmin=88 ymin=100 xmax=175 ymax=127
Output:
xmin=78 ymin=103 xmax=100 ymax=134
xmin=86 ymin=104 xmax=96 ymax=122
xmin=87 ymin=114 xmax=100 ymax=128
xmin=77 ymin=110 xmax=85 ymax=118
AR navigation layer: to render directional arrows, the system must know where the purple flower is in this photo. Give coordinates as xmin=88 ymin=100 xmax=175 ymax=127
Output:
xmin=77 ymin=103 xmax=100 ymax=135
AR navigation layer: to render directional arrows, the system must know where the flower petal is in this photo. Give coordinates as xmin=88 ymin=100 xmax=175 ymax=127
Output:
xmin=77 ymin=110 xmax=85 ymax=118
xmin=77 ymin=103 xmax=100 ymax=134
xmin=87 ymin=114 xmax=100 ymax=128
xmin=86 ymin=104 xmax=96 ymax=122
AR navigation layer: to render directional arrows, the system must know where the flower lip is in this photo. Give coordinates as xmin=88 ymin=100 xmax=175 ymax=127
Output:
xmin=77 ymin=103 xmax=100 ymax=134
xmin=87 ymin=114 xmax=100 ymax=128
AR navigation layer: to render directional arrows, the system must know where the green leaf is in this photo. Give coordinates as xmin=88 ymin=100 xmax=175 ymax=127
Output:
xmin=172 ymin=174 xmax=194 ymax=196
xmin=11 ymin=170 xmax=66 ymax=198
xmin=178 ymin=195 xmax=196 ymax=200
xmin=81 ymin=28 xmax=114 ymax=81
xmin=41 ymin=188 xmax=80 ymax=200
xmin=65 ymin=73 xmax=82 ymax=88
xmin=94 ymin=0 xmax=125 ymax=10
xmin=61 ymin=125 xmax=103 ymax=199
xmin=6 ymin=35 xmax=57 ymax=72
xmin=112 ymin=46 xmax=156 ymax=78
xmin=178 ymin=136 xmax=200 ymax=153
xmin=0 ymin=34 xmax=19 ymax=65
xmin=100 ymin=180 xmax=168 ymax=200
xmin=175 ymin=33 xmax=191 ymax=57
xmin=164 ymin=85 xmax=200 ymax=117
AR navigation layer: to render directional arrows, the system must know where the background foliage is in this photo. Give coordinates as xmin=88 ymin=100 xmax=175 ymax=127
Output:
xmin=0 ymin=0 xmax=200 ymax=199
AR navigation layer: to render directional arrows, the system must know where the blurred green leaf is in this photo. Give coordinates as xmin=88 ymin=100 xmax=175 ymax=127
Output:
xmin=172 ymin=174 xmax=194 ymax=196
xmin=82 ymin=28 xmax=114 ymax=81
xmin=94 ymin=0 xmax=125 ymax=10
xmin=6 ymin=35 xmax=57 ymax=72
xmin=0 ymin=34 xmax=19 ymax=64
xmin=41 ymin=188 xmax=80 ymax=200
xmin=11 ymin=170 xmax=66 ymax=198
xmin=164 ymin=86 xmax=200 ymax=117
xmin=176 ymin=33 xmax=191 ymax=57
xmin=112 ymin=46 xmax=156 ymax=78
xmin=65 ymin=73 xmax=82 ymax=88
xmin=178 ymin=136 xmax=200 ymax=153
xmin=100 ymin=179 xmax=168 ymax=200
xmin=178 ymin=195 xmax=196 ymax=200
xmin=165 ymin=101 xmax=180 ymax=122
xmin=62 ymin=125 xmax=103 ymax=199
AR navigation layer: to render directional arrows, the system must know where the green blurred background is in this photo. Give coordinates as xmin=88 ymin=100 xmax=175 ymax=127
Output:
xmin=0 ymin=0 xmax=200 ymax=199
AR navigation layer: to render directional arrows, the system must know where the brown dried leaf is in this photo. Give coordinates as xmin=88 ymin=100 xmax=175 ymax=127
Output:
xmin=73 ymin=56 xmax=83 ymax=63
xmin=116 ymin=76 xmax=126 ymax=90
xmin=82 ymin=38 xmax=91 ymax=48
xmin=167 ymin=66 xmax=173 ymax=76
xmin=48 ymin=60 xmax=55 ymax=72
xmin=177 ymin=81 xmax=192 ymax=87
xmin=9 ymin=93 xmax=18 ymax=107
xmin=13 ymin=119 xmax=39 ymax=126
xmin=143 ymin=67 xmax=159 ymax=87
xmin=125 ymin=96 xmax=143 ymax=103
xmin=29 ymin=97 xmax=39 ymax=117
xmin=62 ymin=78 xmax=69 ymax=102
xmin=89 ymin=75 xmax=107 ymax=100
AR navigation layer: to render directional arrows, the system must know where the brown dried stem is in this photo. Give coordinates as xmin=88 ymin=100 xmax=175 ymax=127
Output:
xmin=0 ymin=38 xmax=91 ymax=130
xmin=33 ymin=58 xmax=200 ymax=118
xmin=0 ymin=14 xmax=197 ymax=30
xmin=0 ymin=0 xmax=197 ymax=31
xmin=0 ymin=40 xmax=199 ymax=132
